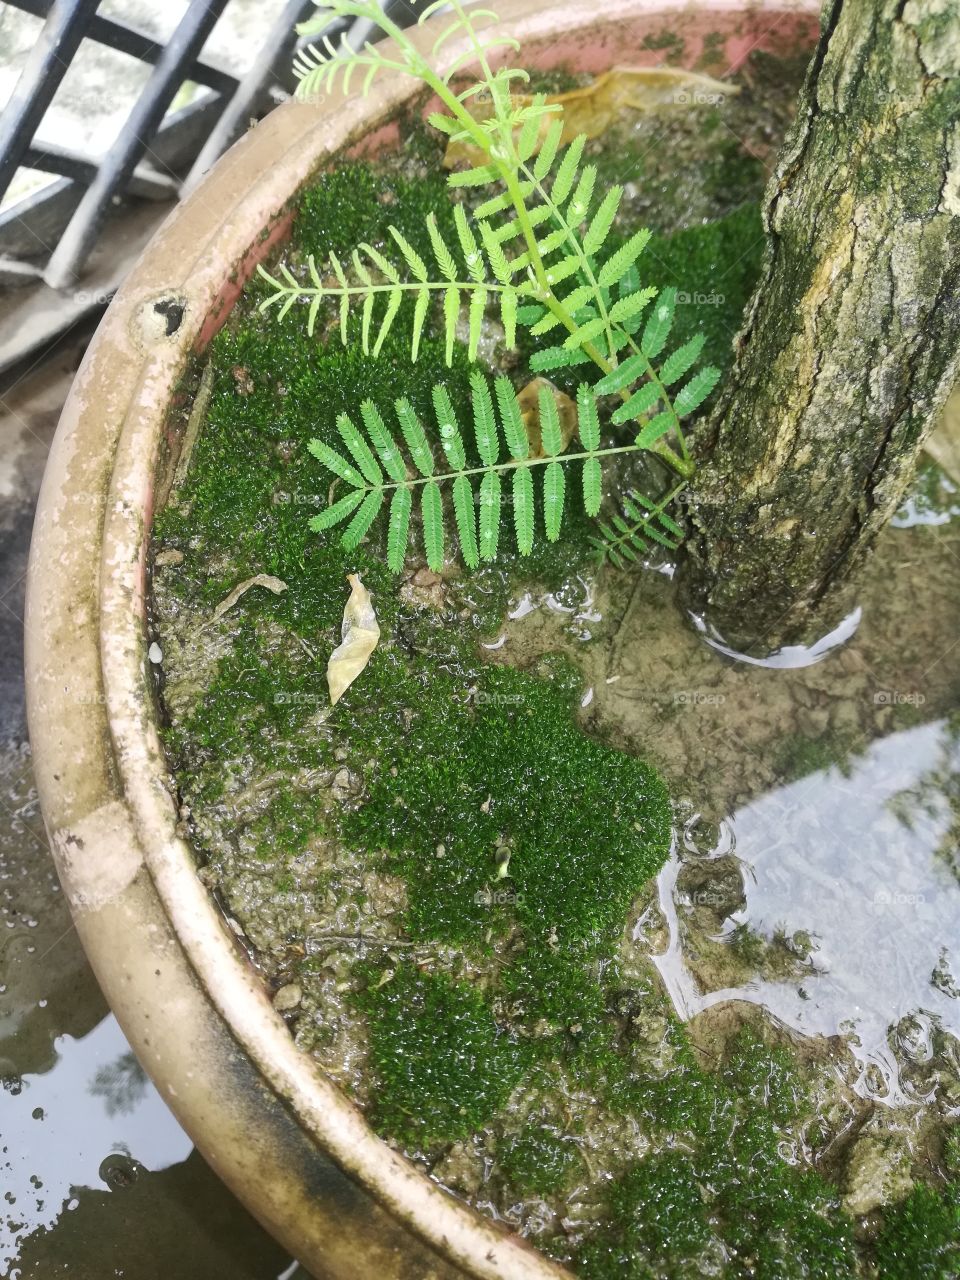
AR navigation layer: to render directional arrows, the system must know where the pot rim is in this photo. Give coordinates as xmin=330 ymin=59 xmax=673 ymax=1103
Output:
xmin=26 ymin=1 xmax=820 ymax=1275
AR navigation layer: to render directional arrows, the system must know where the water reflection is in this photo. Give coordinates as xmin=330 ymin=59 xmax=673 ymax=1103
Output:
xmin=1 ymin=1015 xmax=192 ymax=1270
xmin=655 ymin=718 xmax=960 ymax=1107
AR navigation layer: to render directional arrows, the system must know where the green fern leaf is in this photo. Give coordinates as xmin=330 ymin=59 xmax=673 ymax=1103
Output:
xmin=561 ymin=283 xmax=595 ymax=315
xmin=471 ymin=369 xmax=499 ymax=465
xmin=421 ymin=480 xmax=445 ymax=572
xmin=336 ymin=413 xmax=382 ymax=485
xmin=359 ymin=400 xmax=406 ymax=483
xmin=537 ymin=227 xmax=569 ymax=256
xmin=387 ymin=487 xmax=413 ymax=572
xmin=529 ymin=345 xmax=592 ymax=372
xmin=533 ymin=117 xmax=564 ymax=179
xmin=517 ymin=94 xmax=547 ymax=162
xmin=443 ymin=285 xmax=461 ymax=365
xmin=529 ymin=310 xmax=564 ymax=338
xmin=641 ymin=288 xmax=677 ymax=359
xmin=543 ymin=461 xmax=565 ymax=541
xmin=594 ymin=353 xmax=645 ymax=394
xmin=394 ymin=399 xmax=435 ymax=476
xmin=360 ymin=242 xmax=399 ymax=282
xmin=340 ymin=489 xmax=384 ymax=551
xmin=468 ymin=287 xmax=487 ymax=360
xmin=597 ymin=228 xmax=652 ymax=289
xmin=475 ymin=183 xmax=534 ymax=219
xmin=447 ymin=163 xmax=498 ymax=188
xmin=501 ymin=286 xmax=518 ymax=347
xmin=576 ymin=384 xmax=600 ymax=449
xmin=388 ymin=226 xmax=428 ymax=282
xmin=453 ymin=474 xmax=479 ymax=568
xmin=411 ymin=287 xmax=430 ymax=360
xmin=582 ymin=185 xmax=623 ymax=255
xmin=635 ymin=411 xmax=676 ymax=447
xmin=479 ymin=470 xmax=501 ymax=561
xmin=307 ymin=439 xmax=364 ymax=489
xmin=478 ymin=219 xmax=512 ymax=284
xmin=538 ymin=385 xmax=563 ymax=455
xmin=432 ymin=384 xmax=467 ymax=469
xmin=611 ymin=382 xmax=661 ymax=425
xmin=544 ymin=255 xmax=582 ymax=288
xmin=309 ymin=489 xmax=364 ymax=532
xmin=608 ymin=287 xmax=657 ymax=327
xmin=566 ymin=164 xmax=597 ymax=224
xmin=674 ymin=365 xmax=721 ymax=416
xmin=659 ymin=333 xmax=707 ymax=387
xmin=427 ymin=111 xmax=463 ymax=135
xmin=427 ymin=213 xmax=457 ymax=282
xmin=563 ymin=315 xmax=608 ymax=350
xmin=495 ymin=376 xmax=528 ymax=459
xmin=454 ymin=204 xmax=485 ymax=283
xmin=373 ymin=286 xmax=403 ymax=356
xmin=492 ymin=206 xmax=554 ymax=248
xmin=552 ymin=134 xmax=586 ymax=205
xmin=360 ymin=291 xmax=375 ymax=354
xmin=582 ymin=457 xmax=602 ymax=517
xmin=351 ymin=247 xmax=372 ymax=286
xmin=513 ymin=467 xmax=534 ymax=554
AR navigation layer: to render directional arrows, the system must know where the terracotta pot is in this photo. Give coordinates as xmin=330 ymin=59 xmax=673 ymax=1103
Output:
xmin=26 ymin=2 xmax=820 ymax=1276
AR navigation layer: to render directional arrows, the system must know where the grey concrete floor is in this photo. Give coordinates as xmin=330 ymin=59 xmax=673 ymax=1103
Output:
xmin=0 ymin=326 xmax=301 ymax=1279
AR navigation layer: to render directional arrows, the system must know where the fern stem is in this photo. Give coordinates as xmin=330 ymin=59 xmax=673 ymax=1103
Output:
xmin=519 ymin=158 xmax=617 ymax=357
xmin=339 ymin=442 xmax=647 ymax=497
xmin=265 ymin=278 xmax=513 ymax=302
xmin=622 ymin=337 xmax=691 ymax=463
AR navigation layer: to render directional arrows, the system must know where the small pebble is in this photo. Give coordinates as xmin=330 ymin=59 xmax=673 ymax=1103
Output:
xmin=154 ymin=549 xmax=184 ymax=567
xmin=273 ymin=983 xmax=302 ymax=1012
xmin=148 ymin=642 xmax=163 ymax=665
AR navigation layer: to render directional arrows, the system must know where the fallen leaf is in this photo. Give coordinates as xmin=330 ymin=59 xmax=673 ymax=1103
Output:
xmin=444 ymin=66 xmax=740 ymax=169
xmin=328 ymin=573 xmax=380 ymax=705
xmin=517 ymin=378 xmax=577 ymax=458
xmin=206 ymin=574 xmax=287 ymax=628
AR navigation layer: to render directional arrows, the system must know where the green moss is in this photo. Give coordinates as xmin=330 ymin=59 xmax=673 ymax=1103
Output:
xmin=874 ymin=1183 xmax=960 ymax=1279
xmin=574 ymin=1028 xmax=856 ymax=1280
xmin=499 ymin=1123 xmax=580 ymax=1196
xmin=357 ymin=960 xmax=524 ymax=1147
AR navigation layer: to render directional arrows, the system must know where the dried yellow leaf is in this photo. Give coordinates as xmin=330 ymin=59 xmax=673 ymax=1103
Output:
xmin=327 ymin=573 xmax=380 ymax=705
xmin=517 ymin=378 xmax=577 ymax=459
xmin=444 ymin=66 xmax=740 ymax=170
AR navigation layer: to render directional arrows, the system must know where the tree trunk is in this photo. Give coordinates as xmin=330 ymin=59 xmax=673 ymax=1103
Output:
xmin=677 ymin=0 xmax=960 ymax=655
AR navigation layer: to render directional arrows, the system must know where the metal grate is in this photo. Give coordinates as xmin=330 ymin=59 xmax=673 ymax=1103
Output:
xmin=0 ymin=0 xmax=402 ymax=290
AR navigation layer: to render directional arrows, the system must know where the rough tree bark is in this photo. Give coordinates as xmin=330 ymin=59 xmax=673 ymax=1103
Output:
xmin=678 ymin=0 xmax=960 ymax=654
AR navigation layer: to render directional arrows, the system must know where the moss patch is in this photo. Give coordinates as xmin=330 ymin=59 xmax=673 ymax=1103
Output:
xmin=575 ymin=1029 xmax=857 ymax=1280
xmin=357 ymin=961 xmax=525 ymax=1147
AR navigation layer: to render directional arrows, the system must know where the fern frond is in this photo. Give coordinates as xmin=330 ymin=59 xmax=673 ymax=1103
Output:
xmin=257 ymin=214 xmax=536 ymax=367
xmin=591 ymin=483 xmax=686 ymax=567
xmin=305 ymin=375 xmax=645 ymax=570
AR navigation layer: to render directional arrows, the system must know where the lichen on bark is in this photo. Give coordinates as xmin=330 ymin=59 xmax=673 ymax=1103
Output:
xmin=679 ymin=0 xmax=960 ymax=654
